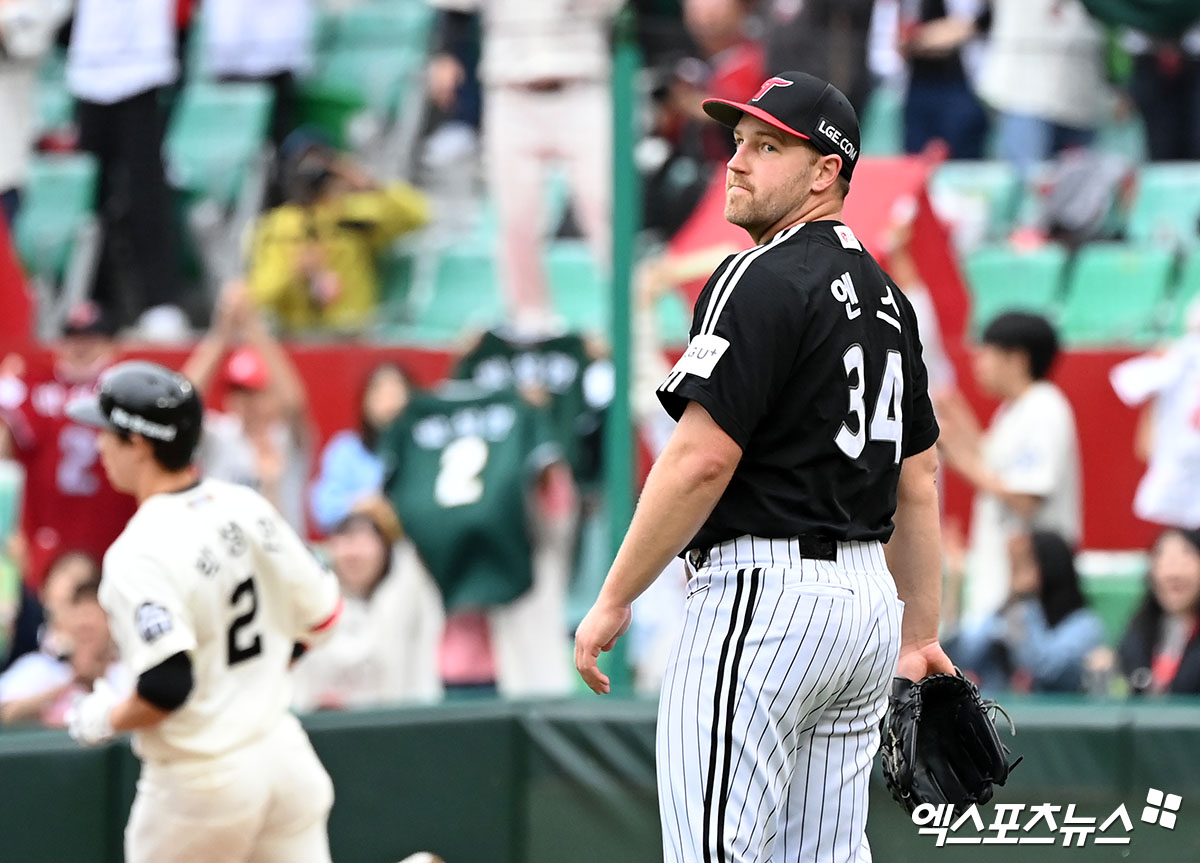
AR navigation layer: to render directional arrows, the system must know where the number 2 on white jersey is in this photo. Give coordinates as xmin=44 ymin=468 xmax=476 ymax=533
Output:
xmin=834 ymin=345 xmax=904 ymax=464
xmin=434 ymin=436 xmax=489 ymax=507
xmin=227 ymin=576 xmax=263 ymax=666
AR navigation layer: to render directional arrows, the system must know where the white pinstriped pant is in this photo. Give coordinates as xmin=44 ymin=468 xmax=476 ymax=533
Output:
xmin=657 ymin=536 xmax=903 ymax=863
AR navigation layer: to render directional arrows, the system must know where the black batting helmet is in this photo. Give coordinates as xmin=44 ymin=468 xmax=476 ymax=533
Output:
xmin=66 ymin=361 xmax=203 ymax=471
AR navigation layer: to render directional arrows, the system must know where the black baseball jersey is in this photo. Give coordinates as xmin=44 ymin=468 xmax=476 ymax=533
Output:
xmin=657 ymin=220 xmax=939 ymax=551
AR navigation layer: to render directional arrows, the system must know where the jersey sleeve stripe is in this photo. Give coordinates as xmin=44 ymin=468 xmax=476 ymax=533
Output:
xmin=310 ymin=596 xmax=343 ymax=633
xmin=704 ymin=224 xmax=804 ymax=338
xmin=661 ymin=225 xmax=806 ymax=396
xmin=657 ymin=246 xmax=762 ymax=395
xmin=698 ymin=246 xmax=764 ymax=337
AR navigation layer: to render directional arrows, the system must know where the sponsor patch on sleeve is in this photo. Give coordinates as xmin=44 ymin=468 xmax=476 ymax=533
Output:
xmin=833 ymin=225 xmax=862 ymax=251
xmin=669 ymin=334 xmax=731 ymax=380
xmin=135 ymin=602 xmax=173 ymax=643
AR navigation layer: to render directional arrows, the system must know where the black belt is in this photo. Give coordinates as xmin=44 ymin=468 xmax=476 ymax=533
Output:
xmin=686 ymin=534 xmax=838 ymax=570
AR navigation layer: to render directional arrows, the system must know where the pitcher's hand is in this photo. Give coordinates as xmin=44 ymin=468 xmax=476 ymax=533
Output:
xmin=574 ymin=601 xmax=631 ymax=694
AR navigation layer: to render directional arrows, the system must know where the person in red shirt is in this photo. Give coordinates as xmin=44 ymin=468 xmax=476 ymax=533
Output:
xmin=683 ymin=0 xmax=765 ymax=163
xmin=0 ymin=302 xmax=135 ymax=591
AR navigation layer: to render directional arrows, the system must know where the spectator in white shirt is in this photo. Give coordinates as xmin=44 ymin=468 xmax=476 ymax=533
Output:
xmin=940 ymin=311 xmax=1083 ymax=627
xmin=1110 ymin=301 xmax=1200 ymax=530
xmin=426 ymin=0 xmax=625 ymax=333
xmin=975 ymin=0 xmax=1109 ymax=177
xmin=66 ymin=0 xmax=186 ymax=340
xmin=199 ymin=0 xmax=314 ymax=149
xmin=292 ymin=505 xmax=443 ymax=712
xmin=0 ymin=0 xmax=71 ymax=225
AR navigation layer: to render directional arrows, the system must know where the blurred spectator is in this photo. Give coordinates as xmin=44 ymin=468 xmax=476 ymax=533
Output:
xmin=0 ymin=550 xmax=20 ymax=666
xmin=183 ymin=284 xmax=312 ymax=534
xmin=950 ymin=531 xmax=1104 ymax=693
xmin=1020 ymin=148 xmax=1135 ymax=249
xmin=1110 ymin=308 xmax=1200 ymax=530
xmin=0 ymin=302 xmax=135 ymax=591
xmin=0 ymin=428 xmax=35 ymax=670
xmin=424 ymin=7 xmax=482 ymax=169
xmin=378 ymin=382 xmax=573 ymax=697
xmin=66 ymin=0 xmax=187 ymax=340
xmin=640 ymin=57 xmax=716 ymax=241
xmin=683 ymin=0 xmax=764 ymax=163
xmin=762 ymin=0 xmax=876 ymax=113
xmin=248 ymin=130 xmax=429 ymax=335
xmin=200 ymin=0 xmax=313 ymax=149
xmin=0 ymin=428 xmax=24 ymax=663
xmin=309 ymin=362 xmax=412 ymax=534
xmin=1125 ymin=25 xmax=1200 ymax=161
xmin=0 ymin=0 xmax=72 ymax=226
xmin=426 ymin=0 xmax=623 ymax=333
xmin=292 ymin=507 xmax=443 ymax=712
xmin=0 ymin=556 xmax=129 ymax=725
xmin=976 ymin=0 xmax=1109 ymax=176
xmin=940 ymin=312 xmax=1082 ymax=628
xmin=1117 ymin=528 xmax=1200 ymax=695
xmin=899 ymin=0 xmax=990 ymax=159
xmin=1 ymin=579 xmax=42 ymax=671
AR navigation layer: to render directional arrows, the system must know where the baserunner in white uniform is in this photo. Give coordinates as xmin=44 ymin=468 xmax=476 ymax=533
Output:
xmin=65 ymin=360 xmax=343 ymax=863
xmin=575 ymin=72 xmax=955 ymax=863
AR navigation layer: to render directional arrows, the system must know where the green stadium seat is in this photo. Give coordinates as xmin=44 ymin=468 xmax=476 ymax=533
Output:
xmin=858 ymin=83 xmax=903 ymax=157
xmin=1060 ymin=244 xmax=1174 ymax=345
xmin=323 ymin=0 xmax=434 ymax=53
xmin=1127 ymin=163 xmax=1200 ymax=248
xmin=33 ymin=48 xmax=72 ymax=137
xmin=376 ymin=245 xmax=418 ymax=322
xmin=1081 ymin=574 xmax=1146 ymax=647
xmin=13 ymin=153 xmax=100 ymax=281
xmin=397 ymin=250 xmax=506 ymax=343
xmin=930 ymin=161 xmax=1022 ymax=245
xmin=962 ymin=244 xmax=1068 ymax=335
xmin=1166 ymin=247 xmax=1200 ymax=336
xmin=547 ymin=242 xmax=608 ymax=334
xmin=303 ymin=48 xmax=422 ymax=120
xmin=165 ymin=82 xmax=273 ymax=207
xmin=1095 ymin=113 xmax=1148 ymax=164
xmin=35 ymin=83 xmax=73 ymax=137
xmin=655 ymin=289 xmax=693 ymax=347
xmin=1077 ymin=550 xmax=1150 ymax=646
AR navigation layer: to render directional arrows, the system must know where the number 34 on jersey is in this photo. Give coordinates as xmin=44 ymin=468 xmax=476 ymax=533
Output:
xmin=830 ymin=271 xmax=905 ymax=465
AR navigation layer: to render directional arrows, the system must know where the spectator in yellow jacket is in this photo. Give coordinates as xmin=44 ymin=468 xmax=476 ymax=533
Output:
xmin=249 ymin=131 xmax=429 ymax=333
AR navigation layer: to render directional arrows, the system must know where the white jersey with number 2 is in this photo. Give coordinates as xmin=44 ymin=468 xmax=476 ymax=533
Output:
xmin=100 ymin=478 xmax=340 ymax=763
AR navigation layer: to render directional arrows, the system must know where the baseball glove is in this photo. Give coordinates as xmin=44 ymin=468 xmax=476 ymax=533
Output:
xmin=880 ymin=670 xmax=1021 ymax=815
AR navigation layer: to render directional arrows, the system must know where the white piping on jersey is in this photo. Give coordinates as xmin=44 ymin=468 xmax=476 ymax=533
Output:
xmin=663 ymin=224 xmax=806 ymax=394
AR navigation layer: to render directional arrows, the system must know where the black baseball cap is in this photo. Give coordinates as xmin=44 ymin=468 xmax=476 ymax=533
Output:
xmin=703 ymin=71 xmax=861 ymax=181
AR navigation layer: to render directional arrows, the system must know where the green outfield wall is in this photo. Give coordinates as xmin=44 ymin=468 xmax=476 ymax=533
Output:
xmin=2 ymin=697 xmax=1199 ymax=862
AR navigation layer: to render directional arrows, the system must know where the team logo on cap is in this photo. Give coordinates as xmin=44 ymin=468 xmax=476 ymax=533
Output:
xmin=751 ymin=76 xmax=793 ymax=102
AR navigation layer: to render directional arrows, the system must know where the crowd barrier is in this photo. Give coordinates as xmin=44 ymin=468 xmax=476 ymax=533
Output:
xmin=3 ymin=696 xmax=1200 ymax=862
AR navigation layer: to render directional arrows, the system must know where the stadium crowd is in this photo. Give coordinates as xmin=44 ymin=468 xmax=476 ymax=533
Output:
xmin=3 ymin=0 xmax=1200 ymax=733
